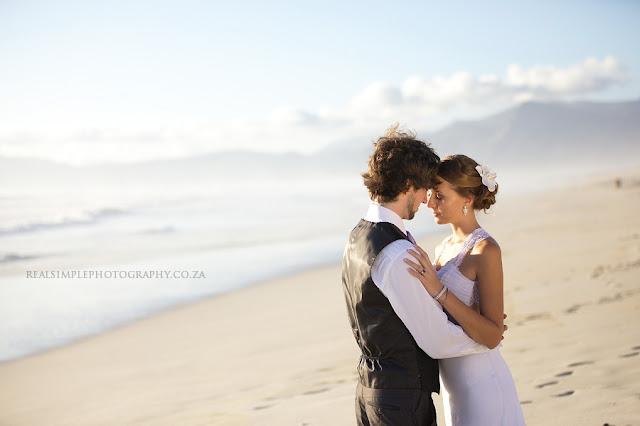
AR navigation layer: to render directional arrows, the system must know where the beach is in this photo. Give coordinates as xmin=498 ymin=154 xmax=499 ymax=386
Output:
xmin=1 ymin=170 xmax=639 ymax=426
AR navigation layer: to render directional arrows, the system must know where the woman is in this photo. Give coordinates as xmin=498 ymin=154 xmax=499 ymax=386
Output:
xmin=404 ymin=154 xmax=526 ymax=426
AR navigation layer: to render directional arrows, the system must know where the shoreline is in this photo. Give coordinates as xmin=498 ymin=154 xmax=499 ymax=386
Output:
xmin=0 ymin=257 xmax=342 ymax=366
xmin=0 ymin=222 xmax=447 ymax=366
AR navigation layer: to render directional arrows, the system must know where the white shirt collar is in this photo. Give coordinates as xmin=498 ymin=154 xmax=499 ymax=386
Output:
xmin=363 ymin=202 xmax=407 ymax=236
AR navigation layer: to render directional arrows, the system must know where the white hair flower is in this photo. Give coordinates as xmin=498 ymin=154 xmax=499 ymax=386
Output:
xmin=475 ymin=164 xmax=497 ymax=192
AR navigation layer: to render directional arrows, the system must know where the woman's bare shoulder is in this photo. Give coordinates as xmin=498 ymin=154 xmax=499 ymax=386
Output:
xmin=472 ymin=236 xmax=501 ymax=260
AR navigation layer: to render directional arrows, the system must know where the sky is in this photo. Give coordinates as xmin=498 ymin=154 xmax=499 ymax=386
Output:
xmin=1 ymin=0 xmax=639 ymax=165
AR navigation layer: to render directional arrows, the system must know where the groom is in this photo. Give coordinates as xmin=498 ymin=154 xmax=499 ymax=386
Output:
xmin=341 ymin=125 xmax=489 ymax=425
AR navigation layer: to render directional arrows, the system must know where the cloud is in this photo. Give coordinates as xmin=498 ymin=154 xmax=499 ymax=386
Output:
xmin=251 ymin=56 xmax=625 ymax=141
xmin=505 ymin=56 xmax=627 ymax=95
xmin=349 ymin=82 xmax=404 ymax=114
xmin=0 ymin=56 xmax=629 ymax=165
xmin=402 ymin=72 xmax=478 ymax=108
xmin=353 ymin=56 xmax=627 ymax=117
xmin=269 ymin=107 xmax=321 ymax=127
xmin=332 ymin=55 xmax=628 ymax=132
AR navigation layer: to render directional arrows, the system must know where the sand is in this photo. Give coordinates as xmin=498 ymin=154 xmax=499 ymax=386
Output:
xmin=1 ymin=170 xmax=639 ymax=426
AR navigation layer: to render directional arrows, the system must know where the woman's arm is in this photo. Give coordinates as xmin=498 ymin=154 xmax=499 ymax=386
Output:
xmin=473 ymin=239 xmax=505 ymax=347
xmin=404 ymin=242 xmax=505 ymax=349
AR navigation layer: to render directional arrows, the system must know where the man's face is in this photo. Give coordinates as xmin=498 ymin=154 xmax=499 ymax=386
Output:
xmin=405 ymin=186 xmax=429 ymax=220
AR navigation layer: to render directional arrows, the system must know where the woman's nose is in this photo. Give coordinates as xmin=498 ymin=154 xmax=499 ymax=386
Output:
xmin=426 ymin=192 xmax=435 ymax=208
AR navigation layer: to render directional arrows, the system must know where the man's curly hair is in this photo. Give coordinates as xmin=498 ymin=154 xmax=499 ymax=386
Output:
xmin=362 ymin=124 xmax=440 ymax=203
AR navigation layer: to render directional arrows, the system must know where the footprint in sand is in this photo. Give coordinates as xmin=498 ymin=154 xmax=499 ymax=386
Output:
xmin=302 ymin=387 xmax=330 ymax=395
xmin=318 ymin=378 xmax=349 ymax=386
xmin=564 ymin=304 xmax=583 ymax=314
xmin=591 ymin=265 xmax=605 ymax=278
xmin=253 ymin=404 xmax=273 ymax=410
xmin=553 ymin=390 xmax=575 ymax=397
xmin=536 ymin=380 xmax=558 ymax=389
xmin=520 ymin=400 xmax=533 ymax=405
xmin=598 ymin=293 xmax=623 ymax=304
xmin=631 ymin=345 xmax=640 ymax=350
xmin=316 ymin=366 xmax=333 ymax=373
xmin=619 ymin=352 xmax=639 ymax=358
xmin=594 ymin=258 xmax=640 ymax=278
xmin=555 ymin=371 xmax=573 ymax=377
xmin=522 ymin=312 xmax=551 ymax=323
xmin=567 ymin=360 xmax=594 ymax=367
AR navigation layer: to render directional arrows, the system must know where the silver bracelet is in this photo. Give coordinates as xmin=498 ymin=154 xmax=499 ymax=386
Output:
xmin=434 ymin=285 xmax=448 ymax=301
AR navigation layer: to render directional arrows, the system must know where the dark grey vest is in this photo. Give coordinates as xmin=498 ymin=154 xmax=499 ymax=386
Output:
xmin=341 ymin=219 xmax=440 ymax=392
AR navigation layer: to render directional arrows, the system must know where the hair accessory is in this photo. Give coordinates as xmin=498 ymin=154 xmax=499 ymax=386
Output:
xmin=475 ymin=164 xmax=497 ymax=192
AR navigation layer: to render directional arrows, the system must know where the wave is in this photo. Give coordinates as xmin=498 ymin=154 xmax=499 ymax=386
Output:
xmin=0 ymin=207 xmax=130 ymax=236
xmin=0 ymin=252 xmax=44 ymax=264
xmin=136 ymin=226 xmax=176 ymax=235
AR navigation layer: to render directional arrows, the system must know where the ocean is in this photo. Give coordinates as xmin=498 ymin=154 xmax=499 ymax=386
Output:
xmin=0 ymin=175 xmax=444 ymax=363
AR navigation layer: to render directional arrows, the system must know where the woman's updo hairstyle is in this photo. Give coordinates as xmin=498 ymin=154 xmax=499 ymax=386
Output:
xmin=437 ymin=154 xmax=498 ymax=212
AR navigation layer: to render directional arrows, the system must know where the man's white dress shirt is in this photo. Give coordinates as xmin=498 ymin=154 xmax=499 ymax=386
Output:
xmin=365 ymin=202 xmax=488 ymax=359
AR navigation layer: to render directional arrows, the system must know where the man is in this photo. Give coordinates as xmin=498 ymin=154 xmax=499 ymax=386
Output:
xmin=341 ymin=125 xmax=489 ymax=425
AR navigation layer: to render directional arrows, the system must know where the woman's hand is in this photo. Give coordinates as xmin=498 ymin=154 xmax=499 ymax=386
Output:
xmin=403 ymin=244 xmax=445 ymax=298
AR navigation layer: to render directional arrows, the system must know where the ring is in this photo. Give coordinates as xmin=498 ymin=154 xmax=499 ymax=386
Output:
xmin=421 ymin=269 xmax=426 ymax=275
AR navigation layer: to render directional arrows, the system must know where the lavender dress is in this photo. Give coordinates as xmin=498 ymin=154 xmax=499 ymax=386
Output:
xmin=434 ymin=227 xmax=526 ymax=426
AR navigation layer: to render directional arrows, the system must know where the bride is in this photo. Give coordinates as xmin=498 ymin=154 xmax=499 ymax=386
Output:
xmin=403 ymin=154 xmax=526 ymax=426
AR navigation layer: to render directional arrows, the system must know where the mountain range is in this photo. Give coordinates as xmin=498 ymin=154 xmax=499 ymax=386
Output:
xmin=2 ymin=98 xmax=638 ymax=189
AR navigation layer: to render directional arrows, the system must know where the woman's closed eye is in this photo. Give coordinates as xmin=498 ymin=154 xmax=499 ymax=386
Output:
xmin=427 ymin=189 xmax=443 ymax=199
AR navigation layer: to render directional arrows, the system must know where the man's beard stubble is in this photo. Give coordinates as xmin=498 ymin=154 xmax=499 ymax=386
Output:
xmin=406 ymin=193 xmax=417 ymax=220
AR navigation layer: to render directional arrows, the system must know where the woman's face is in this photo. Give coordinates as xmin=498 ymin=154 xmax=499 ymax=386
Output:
xmin=426 ymin=177 xmax=470 ymax=224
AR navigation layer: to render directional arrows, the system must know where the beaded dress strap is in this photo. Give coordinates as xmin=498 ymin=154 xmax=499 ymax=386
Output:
xmin=453 ymin=228 xmax=491 ymax=267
